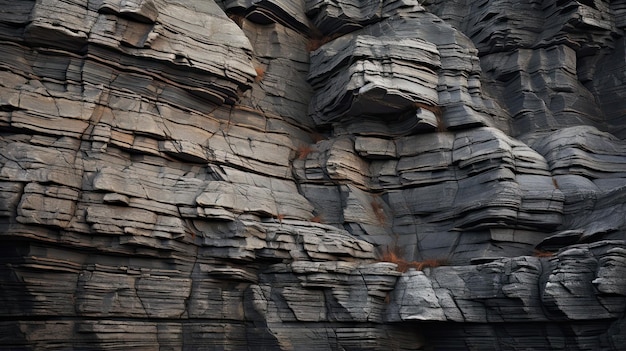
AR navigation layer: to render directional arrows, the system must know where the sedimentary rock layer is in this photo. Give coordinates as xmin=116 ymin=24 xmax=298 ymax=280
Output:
xmin=0 ymin=0 xmax=625 ymax=350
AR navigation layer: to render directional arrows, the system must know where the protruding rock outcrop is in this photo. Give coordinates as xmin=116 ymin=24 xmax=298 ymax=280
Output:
xmin=1 ymin=0 xmax=625 ymax=350
xmin=388 ymin=242 xmax=626 ymax=349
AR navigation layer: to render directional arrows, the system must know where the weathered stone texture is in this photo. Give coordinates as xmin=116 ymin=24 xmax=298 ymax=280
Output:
xmin=0 ymin=0 xmax=625 ymax=350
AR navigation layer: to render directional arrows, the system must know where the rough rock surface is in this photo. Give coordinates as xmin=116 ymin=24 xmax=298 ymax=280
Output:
xmin=0 ymin=0 xmax=625 ymax=350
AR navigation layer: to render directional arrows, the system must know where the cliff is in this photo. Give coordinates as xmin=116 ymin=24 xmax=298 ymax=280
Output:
xmin=0 ymin=0 xmax=625 ymax=350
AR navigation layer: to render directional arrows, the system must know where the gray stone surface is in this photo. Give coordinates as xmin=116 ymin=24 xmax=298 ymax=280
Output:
xmin=308 ymin=34 xmax=440 ymax=125
xmin=390 ymin=242 xmax=626 ymax=350
xmin=0 ymin=0 xmax=625 ymax=350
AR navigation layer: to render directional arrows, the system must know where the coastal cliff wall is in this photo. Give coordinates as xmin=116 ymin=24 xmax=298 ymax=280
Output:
xmin=1 ymin=0 xmax=625 ymax=349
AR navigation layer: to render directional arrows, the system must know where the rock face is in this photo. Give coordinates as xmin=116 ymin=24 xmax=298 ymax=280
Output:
xmin=0 ymin=0 xmax=625 ymax=350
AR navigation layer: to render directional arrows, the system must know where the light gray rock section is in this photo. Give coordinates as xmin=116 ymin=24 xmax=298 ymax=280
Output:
xmin=386 ymin=270 xmax=446 ymax=321
xmin=239 ymin=19 xmax=314 ymax=125
xmin=21 ymin=0 xmax=256 ymax=105
xmin=308 ymin=34 xmax=440 ymax=125
xmin=389 ymin=242 xmax=626 ymax=348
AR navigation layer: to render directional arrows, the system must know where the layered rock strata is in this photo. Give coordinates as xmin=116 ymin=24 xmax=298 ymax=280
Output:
xmin=0 ymin=0 xmax=625 ymax=350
